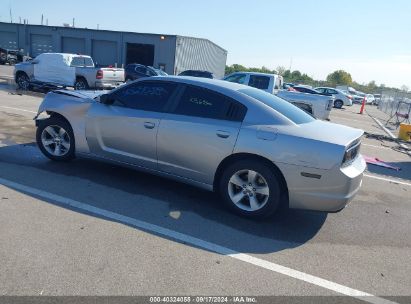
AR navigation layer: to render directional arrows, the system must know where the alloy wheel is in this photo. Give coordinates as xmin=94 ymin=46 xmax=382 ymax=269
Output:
xmin=41 ymin=125 xmax=71 ymax=157
xmin=227 ymin=169 xmax=270 ymax=211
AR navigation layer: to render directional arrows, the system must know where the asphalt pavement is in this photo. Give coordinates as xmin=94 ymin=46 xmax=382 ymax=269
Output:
xmin=0 ymin=83 xmax=410 ymax=303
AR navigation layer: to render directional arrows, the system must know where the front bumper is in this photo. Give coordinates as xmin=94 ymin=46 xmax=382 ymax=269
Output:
xmin=278 ymin=155 xmax=366 ymax=212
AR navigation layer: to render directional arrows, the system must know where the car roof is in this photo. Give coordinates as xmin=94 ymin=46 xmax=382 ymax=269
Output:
xmin=182 ymin=70 xmax=212 ymax=73
xmin=40 ymin=52 xmax=91 ymax=57
xmin=149 ymin=76 xmax=246 ymax=91
xmin=228 ymin=71 xmax=279 ymax=77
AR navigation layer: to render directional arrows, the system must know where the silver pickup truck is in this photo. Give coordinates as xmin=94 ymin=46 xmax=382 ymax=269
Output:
xmin=14 ymin=53 xmax=124 ymax=90
xmin=223 ymin=72 xmax=334 ymax=120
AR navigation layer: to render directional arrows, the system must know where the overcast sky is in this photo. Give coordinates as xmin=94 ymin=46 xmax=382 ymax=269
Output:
xmin=4 ymin=0 xmax=411 ymax=89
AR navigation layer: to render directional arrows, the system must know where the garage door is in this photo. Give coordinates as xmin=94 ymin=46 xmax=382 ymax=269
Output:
xmin=62 ymin=37 xmax=85 ymax=54
xmin=0 ymin=31 xmax=18 ymax=49
xmin=31 ymin=34 xmax=53 ymax=57
xmin=92 ymin=40 xmax=117 ymax=67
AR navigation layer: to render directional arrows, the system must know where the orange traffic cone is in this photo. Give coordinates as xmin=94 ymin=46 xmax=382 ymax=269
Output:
xmin=359 ymin=96 xmax=366 ymax=114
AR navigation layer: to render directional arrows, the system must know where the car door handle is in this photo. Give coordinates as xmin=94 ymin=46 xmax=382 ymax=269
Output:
xmin=144 ymin=122 xmax=156 ymax=129
xmin=216 ymin=130 xmax=230 ymax=138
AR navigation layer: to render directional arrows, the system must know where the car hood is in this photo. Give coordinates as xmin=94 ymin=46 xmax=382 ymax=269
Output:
xmin=278 ymin=120 xmax=363 ymax=147
xmin=53 ymin=89 xmax=108 ymax=100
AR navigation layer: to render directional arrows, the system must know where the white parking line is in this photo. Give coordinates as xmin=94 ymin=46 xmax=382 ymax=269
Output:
xmin=0 ymin=105 xmax=37 ymax=114
xmin=0 ymin=177 xmax=396 ymax=304
xmin=364 ymin=174 xmax=411 ymax=187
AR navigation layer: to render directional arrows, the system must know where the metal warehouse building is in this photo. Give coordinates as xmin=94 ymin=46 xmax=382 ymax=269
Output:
xmin=0 ymin=22 xmax=227 ymax=78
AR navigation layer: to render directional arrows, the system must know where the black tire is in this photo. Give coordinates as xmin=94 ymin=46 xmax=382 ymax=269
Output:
xmin=219 ymin=159 xmax=282 ymax=219
xmin=36 ymin=116 xmax=75 ymax=162
xmin=334 ymin=100 xmax=343 ymax=109
xmin=16 ymin=72 xmax=30 ymax=90
xmin=74 ymin=77 xmax=89 ymax=90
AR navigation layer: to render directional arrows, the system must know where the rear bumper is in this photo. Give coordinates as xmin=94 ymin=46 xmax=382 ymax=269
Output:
xmin=278 ymin=155 xmax=366 ymax=212
xmin=93 ymin=80 xmax=124 ymax=89
xmin=344 ymin=98 xmax=353 ymax=106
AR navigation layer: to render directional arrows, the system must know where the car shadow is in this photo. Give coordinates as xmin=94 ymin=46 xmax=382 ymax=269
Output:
xmin=0 ymin=142 xmax=328 ymax=255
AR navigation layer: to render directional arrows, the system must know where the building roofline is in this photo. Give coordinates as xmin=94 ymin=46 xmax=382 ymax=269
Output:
xmin=0 ymin=22 xmax=226 ymax=52
xmin=175 ymin=35 xmax=227 ymax=53
xmin=0 ymin=21 xmax=178 ymax=38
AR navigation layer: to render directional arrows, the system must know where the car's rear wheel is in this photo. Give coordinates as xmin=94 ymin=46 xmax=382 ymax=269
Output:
xmin=36 ymin=117 xmax=75 ymax=161
xmin=74 ymin=78 xmax=89 ymax=90
xmin=334 ymin=100 xmax=343 ymax=109
xmin=219 ymin=160 xmax=282 ymax=218
xmin=16 ymin=72 xmax=30 ymax=90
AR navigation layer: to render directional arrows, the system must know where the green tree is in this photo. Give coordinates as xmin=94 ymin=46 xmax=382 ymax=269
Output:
xmin=401 ymin=85 xmax=409 ymax=92
xmin=326 ymin=70 xmax=352 ymax=86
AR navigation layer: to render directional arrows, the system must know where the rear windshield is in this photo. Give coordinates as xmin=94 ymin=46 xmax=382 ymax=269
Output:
xmin=239 ymin=88 xmax=315 ymax=124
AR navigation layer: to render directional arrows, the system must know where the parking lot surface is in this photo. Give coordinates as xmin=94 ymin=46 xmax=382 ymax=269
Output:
xmin=0 ymin=83 xmax=410 ymax=303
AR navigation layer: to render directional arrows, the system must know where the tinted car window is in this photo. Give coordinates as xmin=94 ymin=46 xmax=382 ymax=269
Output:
xmin=147 ymin=68 xmax=157 ymax=76
xmin=112 ymin=82 xmax=177 ymax=112
xmin=295 ymin=87 xmax=308 ymax=93
xmin=136 ymin=66 xmax=146 ymax=74
xmin=174 ymin=85 xmax=246 ymax=121
xmin=224 ymin=74 xmax=246 ymax=84
xmin=239 ymin=88 xmax=315 ymax=124
xmin=70 ymin=57 xmax=84 ymax=67
xmin=249 ymin=75 xmax=270 ymax=90
xmin=327 ymin=89 xmax=338 ymax=94
xmin=83 ymin=57 xmax=94 ymax=67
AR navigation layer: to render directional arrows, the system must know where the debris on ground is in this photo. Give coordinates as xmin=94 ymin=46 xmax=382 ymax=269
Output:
xmin=363 ymin=155 xmax=401 ymax=171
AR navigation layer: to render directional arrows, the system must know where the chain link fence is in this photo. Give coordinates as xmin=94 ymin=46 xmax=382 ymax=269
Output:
xmin=377 ymin=90 xmax=411 ymax=126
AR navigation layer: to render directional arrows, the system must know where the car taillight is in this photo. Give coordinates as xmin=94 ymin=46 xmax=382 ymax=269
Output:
xmin=96 ymin=70 xmax=103 ymax=79
xmin=342 ymin=140 xmax=361 ymax=166
xmin=347 ymin=95 xmax=353 ymax=100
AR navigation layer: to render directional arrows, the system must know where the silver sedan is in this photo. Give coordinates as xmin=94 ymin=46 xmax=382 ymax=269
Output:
xmin=34 ymin=76 xmax=366 ymax=218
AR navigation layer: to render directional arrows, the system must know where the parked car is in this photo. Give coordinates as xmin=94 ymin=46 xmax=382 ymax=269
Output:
xmin=315 ymin=87 xmax=353 ymax=108
xmin=366 ymin=94 xmax=375 ymax=104
xmin=223 ymin=72 xmax=283 ymax=94
xmin=178 ymin=70 xmax=214 ymax=78
xmin=353 ymin=92 xmax=366 ymax=104
xmin=34 ymin=77 xmax=365 ymax=218
xmin=373 ymin=94 xmax=381 ymax=105
xmin=0 ymin=47 xmax=21 ymax=65
xmin=283 ymin=82 xmax=295 ymax=89
xmin=224 ymin=72 xmax=333 ymax=120
xmin=293 ymin=86 xmax=331 ymax=96
xmin=125 ymin=64 xmax=168 ymax=81
xmin=277 ymin=90 xmax=334 ymax=120
xmin=14 ymin=53 xmax=125 ymax=90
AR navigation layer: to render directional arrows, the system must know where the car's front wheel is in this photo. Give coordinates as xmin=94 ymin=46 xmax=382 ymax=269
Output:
xmin=36 ymin=117 xmax=75 ymax=161
xmin=16 ymin=72 xmax=30 ymax=90
xmin=219 ymin=159 xmax=282 ymax=218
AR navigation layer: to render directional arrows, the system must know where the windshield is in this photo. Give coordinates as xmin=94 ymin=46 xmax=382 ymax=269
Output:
xmin=239 ymin=88 xmax=315 ymax=124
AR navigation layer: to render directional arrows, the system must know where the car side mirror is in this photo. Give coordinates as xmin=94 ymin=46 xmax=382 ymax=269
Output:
xmin=100 ymin=94 xmax=114 ymax=105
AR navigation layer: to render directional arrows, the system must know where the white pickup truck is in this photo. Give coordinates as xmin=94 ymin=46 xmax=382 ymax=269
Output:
xmin=223 ymin=72 xmax=334 ymax=120
xmin=14 ymin=53 xmax=125 ymax=90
